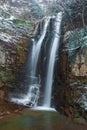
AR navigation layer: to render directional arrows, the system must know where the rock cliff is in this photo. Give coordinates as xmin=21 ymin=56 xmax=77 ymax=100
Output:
xmin=0 ymin=7 xmax=32 ymax=93
xmin=54 ymin=1 xmax=87 ymax=122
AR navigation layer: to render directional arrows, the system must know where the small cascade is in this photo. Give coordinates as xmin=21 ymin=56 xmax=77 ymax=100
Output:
xmin=12 ymin=85 xmax=39 ymax=106
xmin=11 ymin=17 xmax=50 ymax=106
xmin=43 ymin=12 xmax=62 ymax=108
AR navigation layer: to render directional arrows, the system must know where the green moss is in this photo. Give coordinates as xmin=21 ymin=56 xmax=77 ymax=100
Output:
xmin=13 ymin=19 xmax=26 ymax=25
xmin=13 ymin=19 xmax=34 ymax=28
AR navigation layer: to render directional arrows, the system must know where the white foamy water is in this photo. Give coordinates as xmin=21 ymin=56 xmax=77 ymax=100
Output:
xmin=43 ymin=12 xmax=62 ymax=107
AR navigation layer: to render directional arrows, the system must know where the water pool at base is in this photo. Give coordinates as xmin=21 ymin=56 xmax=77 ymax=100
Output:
xmin=0 ymin=109 xmax=87 ymax=130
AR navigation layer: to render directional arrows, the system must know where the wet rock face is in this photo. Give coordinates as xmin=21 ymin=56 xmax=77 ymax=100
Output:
xmin=54 ymin=25 xmax=87 ymax=121
xmin=0 ymin=14 xmax=30 ymax=90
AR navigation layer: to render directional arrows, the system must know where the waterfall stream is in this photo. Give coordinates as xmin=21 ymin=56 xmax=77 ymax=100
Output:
xmin=43 ymin=12 xmax=62 ymax=108
xmin=11 ymin=12 xmax=62 ymax=110
xmin=34 ymin=12 xmax=62 ymax=111
xmin=32 ymin=18 xmax=50 ymax=76
xmin=11 ymin=17 xmax=50 ymax=106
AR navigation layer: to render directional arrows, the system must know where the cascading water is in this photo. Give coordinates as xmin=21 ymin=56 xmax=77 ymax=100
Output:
xmin=31 ymin=18 xmax=50 ymax=76
xmin=11 ymin=12 xmax=62 ymax=111
xmin=34 ymin=12 xmax=62 ymax=111
xmin=11 ymin=18 xmax=50 ymax=106
xmin=43 ymin=12 xmax=62 ymax=108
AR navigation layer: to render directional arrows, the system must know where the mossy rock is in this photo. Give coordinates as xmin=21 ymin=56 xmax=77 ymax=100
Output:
xmin=12 ymin=19 xmax=34 ymax=29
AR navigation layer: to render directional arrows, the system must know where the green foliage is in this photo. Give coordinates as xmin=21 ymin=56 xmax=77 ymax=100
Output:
xmin=13 ymin=19 xmax=34 ymax=28
xmin=13 ymin=19 xmax=26 ymax=25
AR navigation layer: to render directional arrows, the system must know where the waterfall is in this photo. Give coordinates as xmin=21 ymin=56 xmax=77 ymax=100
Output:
xmin=43 ymin=12 xmax=62 ymax=108
xmin=11 ymin=17 xmax=50 ymax=106
xmin=32 ymin=12 xmax=62 ymax=111
xmin=31 ymin=18 xmax=50 ymax=76
xmin=11 ymin=12 xmax=62 ymax=111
